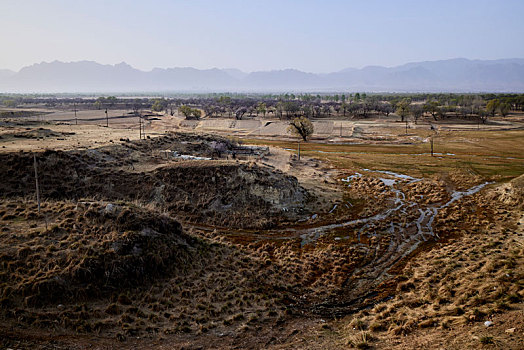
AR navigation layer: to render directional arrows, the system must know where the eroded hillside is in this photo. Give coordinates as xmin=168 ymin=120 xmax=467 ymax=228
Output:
xmin=1 ymin=131 xmax=523 ymax=349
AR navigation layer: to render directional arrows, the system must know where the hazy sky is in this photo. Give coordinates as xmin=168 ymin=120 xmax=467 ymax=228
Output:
xmin=1 ymin=0 xmax=523 ymax=73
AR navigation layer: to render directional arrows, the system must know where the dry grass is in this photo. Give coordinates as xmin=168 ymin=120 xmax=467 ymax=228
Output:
xmin=1 ymin=125 xmax=523 ymax=349
xmin=0 ymin=199 xmax=294 ymax=340
xmin=342 ymin=189 xmax=523 ymax=346
xmin=244 ymin=129 xmax=524 ymax=180
xmin=0 ymin=200 xmax=195 ymax=306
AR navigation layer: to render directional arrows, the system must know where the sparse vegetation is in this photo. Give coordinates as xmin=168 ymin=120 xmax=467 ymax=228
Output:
xmin=1 ymin=94 xmax=523 ymax=349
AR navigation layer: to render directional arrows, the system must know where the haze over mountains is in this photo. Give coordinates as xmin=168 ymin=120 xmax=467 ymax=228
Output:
xmin=1 ymin=58 xmax=524 ymax=93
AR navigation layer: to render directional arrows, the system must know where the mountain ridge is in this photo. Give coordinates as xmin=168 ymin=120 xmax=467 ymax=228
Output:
xmin=1 ymin=58 xmax=523 ymax=93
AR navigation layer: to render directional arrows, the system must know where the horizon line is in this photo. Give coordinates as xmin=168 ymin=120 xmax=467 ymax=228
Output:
xmin=3 ymin=57 xmax=524 ymax=75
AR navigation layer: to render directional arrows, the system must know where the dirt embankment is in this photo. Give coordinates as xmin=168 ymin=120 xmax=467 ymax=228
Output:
xmin=0 ymin=135 xmax=310 ymax=229
xmin=1 ymin=202 xmax=195 ymax=308
xmin=0 ymin=133 xmax=315 ymax=344
xmin=0 ymin=199 xmax=292 ymax=343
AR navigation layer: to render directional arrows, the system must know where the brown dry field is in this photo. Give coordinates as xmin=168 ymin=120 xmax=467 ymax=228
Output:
xmin=1 ymin=109 xmax=523 ymax=349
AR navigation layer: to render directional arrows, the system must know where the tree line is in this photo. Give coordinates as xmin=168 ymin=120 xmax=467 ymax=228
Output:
xmin=2 ymin=93 xmax=523 ymax=124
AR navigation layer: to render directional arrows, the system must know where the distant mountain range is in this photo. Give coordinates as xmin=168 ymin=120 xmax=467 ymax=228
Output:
xmin=1 ymin=58 xmax=524 ymax=93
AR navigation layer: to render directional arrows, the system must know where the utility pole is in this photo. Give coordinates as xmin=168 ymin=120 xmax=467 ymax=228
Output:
xmin=139 ymin=115 xmax=142 ymax=140
xmin=74 ymin=103 xmax=77 ymax=125
xmin=430 ymin=124 xmax=437 ymax=156
xmin=33 ymin=153 xmax=40 ymax=213
xmin=142 ymin=116 xmax=146 ymax=139
xmin=105 ymin=108 xmax=108 ymax=127
xmin=405 ymin=119 xmax=408 ymax=135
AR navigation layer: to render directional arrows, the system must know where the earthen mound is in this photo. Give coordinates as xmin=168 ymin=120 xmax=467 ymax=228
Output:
xmin=0 ymin=202 xmax=196 ymax=307
xmin=0 ymin=146 xmax=310 ymax=228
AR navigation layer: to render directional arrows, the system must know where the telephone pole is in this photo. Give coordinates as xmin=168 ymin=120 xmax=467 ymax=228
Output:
xmin=33 ymin=153 xmax=40 ymax=213
xmin=139 ymin=115 xmax=142 ymax=140
xmin=142 ymin=116 xmax=146 ymax=139
xmin=430 ymin=124 xmax=437 ymax=156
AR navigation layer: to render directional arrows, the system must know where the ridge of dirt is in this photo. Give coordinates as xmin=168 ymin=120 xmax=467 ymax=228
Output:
xmin=0 ymin=134 xmax=311 ymax=229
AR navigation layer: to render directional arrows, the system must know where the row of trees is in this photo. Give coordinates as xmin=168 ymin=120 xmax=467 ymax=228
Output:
xmin=393 ymin=97 xmax=513 ymax=124
xmin=2 ymin=94 xmax=523 ymax=123
xmin=179 ymin=95 xmax=517 ymax=122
